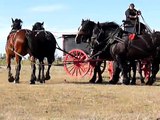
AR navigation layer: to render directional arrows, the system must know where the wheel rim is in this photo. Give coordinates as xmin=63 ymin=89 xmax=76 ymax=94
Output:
xmin=64 ymin=49 xmax=90 ymax=78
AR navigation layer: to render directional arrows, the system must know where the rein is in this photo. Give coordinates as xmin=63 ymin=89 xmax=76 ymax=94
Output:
xmin=9 ymin=46 xmax=54 ymax=66
xmin=140 ymin=15 xmax=152 ymax=34
xmin=88 ymin=26 xmax=123 ymax=59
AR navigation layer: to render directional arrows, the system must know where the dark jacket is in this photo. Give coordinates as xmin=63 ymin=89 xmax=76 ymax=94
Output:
xmin=125 ymin=8 xmax=139 ymax=25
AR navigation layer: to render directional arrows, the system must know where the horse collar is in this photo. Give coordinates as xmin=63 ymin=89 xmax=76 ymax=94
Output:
xmin=35 ymin=31 xmax=41 ymax=37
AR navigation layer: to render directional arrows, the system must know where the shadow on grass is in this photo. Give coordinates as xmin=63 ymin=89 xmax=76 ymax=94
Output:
xmin=64 ymin=78 xmax=160 ymax=86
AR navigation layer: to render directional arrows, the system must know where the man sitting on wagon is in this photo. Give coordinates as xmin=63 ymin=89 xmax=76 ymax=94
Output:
xmin=124 ymin=3 xmax=142 ymax=34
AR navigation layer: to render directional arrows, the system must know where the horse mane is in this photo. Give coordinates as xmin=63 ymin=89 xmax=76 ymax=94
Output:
xmin=100 ymin=22 xmax=119 ymax=30
xmin=83 ymin=19 xmax=95 ymax=26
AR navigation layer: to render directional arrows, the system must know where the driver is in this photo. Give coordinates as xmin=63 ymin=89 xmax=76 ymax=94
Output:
xmin=125 ymin=3 xmax=141 ymax=33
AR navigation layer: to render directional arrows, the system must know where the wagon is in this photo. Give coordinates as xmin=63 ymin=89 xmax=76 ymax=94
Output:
xmin=62 ymin=34 xmax=106 ymax=78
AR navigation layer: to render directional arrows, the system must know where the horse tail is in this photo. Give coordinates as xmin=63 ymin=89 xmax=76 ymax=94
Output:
xmin=25 ymin=30 xmax=34 ymax=56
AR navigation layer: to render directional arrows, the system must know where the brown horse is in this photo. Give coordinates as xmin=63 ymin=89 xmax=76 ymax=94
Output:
xmin=5 ymin=18 xmax=31 ymax=83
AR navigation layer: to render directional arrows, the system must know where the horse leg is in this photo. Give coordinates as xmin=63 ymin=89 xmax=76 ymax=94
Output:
xmin=89 ymin=65 xmax=97 ymax=83
xmin=30 ymin=56 xmax=36 ymax=84
xmin=6 ymin=55 xmax=14 ymax=82
xmin=45 ymin=64 xmax=51 ymax=80
xmin=122 ymin=66 xmax=130 ymax=85
xmin=109 ymin=61 xmax=121 ymax=84
xmin=117 ymin=56 xmax=130 ymax=85
xmin=45 ymin=58 xmax=53 ymax=80
xmin=14 ymin=55 xmax=22 ymax=83
xmin=41 ymin=61 xmax=45 ymax=83
xmin=96 ymin=62 xmax=103 ymax=83
xmin=37 ymin=62 xmax=42 ymax=82
xmin=130 ymin=61 xmax=137 ymax=85
xmin=39 ymin=60 xmax=45 ymax=83
xmin=146 ymin=61 xmax=158 ymax=85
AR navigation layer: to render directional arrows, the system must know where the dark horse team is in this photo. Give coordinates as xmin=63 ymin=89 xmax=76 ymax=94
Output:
xmin=75 ymin=16 xmax=160 ymax=85
xmin=75 ymin=3 xmax=160 ymax=85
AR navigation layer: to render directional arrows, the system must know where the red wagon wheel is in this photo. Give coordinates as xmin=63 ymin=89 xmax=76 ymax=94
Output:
xmin=64 ymin=49 xmax=90 ymax=78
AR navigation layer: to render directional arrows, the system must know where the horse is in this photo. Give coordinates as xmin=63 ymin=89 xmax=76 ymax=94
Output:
xmin=5 ymin=18 xmax=31 ymax=83
xmin=91 ymin=21 xmax=160 ymax=85
xmin=27 ymin=22 xmax=56 ymax=84
xmin=75 ymin=19 xmax=127 ymax=83
xmin=146 ymin=46 xmax=160 ymax=85
xmin=75 ymin=19 xmax=112 ymax=83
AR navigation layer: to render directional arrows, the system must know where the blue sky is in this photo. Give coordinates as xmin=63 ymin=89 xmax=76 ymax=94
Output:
xmin=0 ymin=0 xmax=160 ymax=56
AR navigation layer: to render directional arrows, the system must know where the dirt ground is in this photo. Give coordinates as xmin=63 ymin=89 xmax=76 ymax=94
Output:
xmin=0 ymin=65 xmax=160 ymax=120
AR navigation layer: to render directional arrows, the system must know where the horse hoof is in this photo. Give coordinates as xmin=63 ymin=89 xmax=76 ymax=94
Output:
xmin=140 ymin=78 xmax=145 ymax=84
xmin=109 ymin=80 xmax=117 ymax=84
xmin=96 ymin=80 xmax=102 ymax=84
xmin=8 ymin=76 xmax=14 ymax=82
xmin=123 ymin=82 xmax=130 ymax=85
xmin=45 ymin=76 xmax=50 ymax=80
xmin=123 ymin=80 xmax=130 ymax=85
xmin=14 ymin=80 xmax=19 ymax=84
xmin=89 ymin=80 xmax=95 ymax=83
xmin=40 ymin=80 xmax=45 ymax=84
xmin=130 ymin=82 xmax=136 ymax=85
xmin=30 ymin=80 xmax=35 ymax=84
xmin=146 ymin=81 xmax=153 ymax=85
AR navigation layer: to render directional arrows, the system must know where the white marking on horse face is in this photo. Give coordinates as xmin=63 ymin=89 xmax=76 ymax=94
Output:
xmin=78 ymin=25 xmax=82 ymax=32
xmin=76 ymin=25 xmax=82 ymax=38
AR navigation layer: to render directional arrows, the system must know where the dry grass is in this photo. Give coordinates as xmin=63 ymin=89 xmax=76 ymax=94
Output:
xmin=0 ymin=65 xmax=160 ymax=120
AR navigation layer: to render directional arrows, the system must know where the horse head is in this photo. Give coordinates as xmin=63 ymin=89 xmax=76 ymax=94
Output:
xmin=11 ymin=18 xmax=23 ymax=30
xmin=91 ymin=22 xmax=105 ymax=48
xmin=32 ymin=22 xmax=45 ymax=31
xmin=75 ymin=19 xmax=96 ymax=44
xmin=91 ymin=22 xmax=120 ymax=49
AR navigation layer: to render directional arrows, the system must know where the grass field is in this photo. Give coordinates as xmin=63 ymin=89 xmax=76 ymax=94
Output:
xmin=0 ymin=64 xmax=160 ymax=120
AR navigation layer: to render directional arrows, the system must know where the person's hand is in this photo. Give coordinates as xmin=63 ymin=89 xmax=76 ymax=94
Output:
xmin=134 ymin=15 xmax=138 ymax=18
xmin=138 ymin=10 xmax=141 ymax=15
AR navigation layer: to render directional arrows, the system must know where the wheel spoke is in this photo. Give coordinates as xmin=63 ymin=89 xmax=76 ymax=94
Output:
xmin=64 ymin=49 xmax=90 ymax=78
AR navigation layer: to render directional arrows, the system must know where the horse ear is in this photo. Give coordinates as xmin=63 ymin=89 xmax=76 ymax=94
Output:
xmin=41 ymin=22 xmax=44 ymax=25
xmin=82 ymin=19 xmax=84 ymax=23
xmin=11 ymin=18 xmax=14 ymax=23
xmin=97 ymin=22 xmax=100 ymax=28
xmin=153 ymin=29 xmax=155 ymax=33
xmin=19 ymin=19 xmax=23 ymax=23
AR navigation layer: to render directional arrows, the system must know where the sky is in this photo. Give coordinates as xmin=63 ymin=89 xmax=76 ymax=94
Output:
xmin=0 ymin=0 xmax=160 ymax=56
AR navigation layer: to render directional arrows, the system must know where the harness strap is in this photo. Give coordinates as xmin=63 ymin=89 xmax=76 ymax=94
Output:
xmin=114 ymin=36 xmax=149 ymax=56
xmin=140 ymin=15 xmax=152 ymax=34
xmin=138 ymin=35 xmax=151 ymax=49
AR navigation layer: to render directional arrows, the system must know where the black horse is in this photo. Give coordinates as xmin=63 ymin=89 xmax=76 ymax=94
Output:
xmin=75 ymin=19 xmax=124 ymax=83
xmin=91 ymin=21 xmax=160 ymax=85
xmin=27 ymin=22 xmax=56 ymax=84
xmin=147 ymin=46 xmax=160 ymax=85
